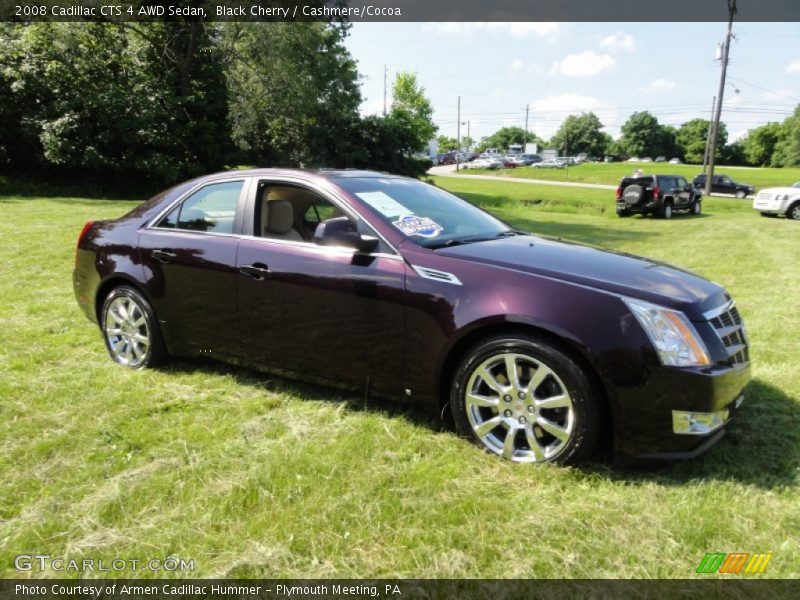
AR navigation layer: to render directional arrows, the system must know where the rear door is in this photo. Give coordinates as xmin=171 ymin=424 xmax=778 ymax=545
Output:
xmin=139 ymin=178 xmax=248 ymax=356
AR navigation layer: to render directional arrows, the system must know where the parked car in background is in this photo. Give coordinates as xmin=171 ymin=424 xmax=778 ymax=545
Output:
xmin=753 ymin=183 xmax=800 ymax=220
xmin=503 ymin=155 xmax=527 ymax=168
xmin=518 ymin=153 xmax=543 ymax=166
xmin=534 ymin=160 xmax=566 ymax=169
xmin=616 ymin=174 xmax=702 ymax=219
xmin=669 ymin=158 xmax=682 ymax=164
xmin=74 ymin=168 xmax=750 ymax=464
xmin=692 ymin=174 xmax=755 ymax=198
xmin=465 ymin=157 xmax=502 ymax=170
xmin=655 ymin=156 xmax=666 ymax=163
xmin=640 ymin=157 xmax=653 ymax=163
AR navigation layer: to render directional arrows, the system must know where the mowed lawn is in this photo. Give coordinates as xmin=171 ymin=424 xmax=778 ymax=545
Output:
xmin=461 ymin=160 xmax=800 ymax=190
xmin=1 ymin=177 xmax=798 ymax=579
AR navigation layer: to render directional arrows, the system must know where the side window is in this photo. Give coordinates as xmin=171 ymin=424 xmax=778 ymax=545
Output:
xmin=676 ymin=177 xmax=687 ymax=188
xmin=158 ymin=181 xmax=243 ymax=234
xmin=303 ymin=199 xmax=340 ymax=228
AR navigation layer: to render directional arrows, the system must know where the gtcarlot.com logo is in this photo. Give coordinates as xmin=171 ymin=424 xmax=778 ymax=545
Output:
xmin=696 ymin=552 xmax=772 ymax=574
xmin=14 ymin=554 xmax=196 ymax=573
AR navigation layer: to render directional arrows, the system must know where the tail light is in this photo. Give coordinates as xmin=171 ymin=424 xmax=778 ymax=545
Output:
xmin=615 ymin=187 xmax=622 ymax=200
xmin=75 ymin=221 xmax=94 ymax=267
xmin=653 ymin=186 xmax=660 ymax=199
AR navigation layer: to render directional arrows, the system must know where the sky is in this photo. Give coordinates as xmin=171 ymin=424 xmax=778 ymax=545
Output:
xmin=344 ymin=22 xmax=800 ymax=145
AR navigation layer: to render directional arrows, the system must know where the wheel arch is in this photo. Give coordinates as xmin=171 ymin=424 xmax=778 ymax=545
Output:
xmin=94 ymin=275 xmax=155 ymax=324
xmin=786 ymin=199 xmax=800 ymax=218
xmin=436 ymin=318 xmax=614 ymax=439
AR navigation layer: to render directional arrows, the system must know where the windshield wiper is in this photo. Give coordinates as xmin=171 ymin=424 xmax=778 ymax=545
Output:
xmin=495 ymin=229 xmax=528 ymax=237
xmin=426 ymin=235 xmax=493 ymax=249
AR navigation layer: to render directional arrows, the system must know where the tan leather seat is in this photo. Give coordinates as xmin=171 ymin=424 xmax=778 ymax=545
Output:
xmin=264 ymin=199 xmax=303 ymax=242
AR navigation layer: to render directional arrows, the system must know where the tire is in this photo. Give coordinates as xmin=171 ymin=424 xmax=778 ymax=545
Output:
xmin=691 ymin=201 xmax=701 ymax=215
xmin=450 ymin=334 xmax=602 ymax=465
xmin=616 ymin=209 xmax=631 ymax=218
xmin=661 ymin=202 xmax=673 ymax=219
xmin=100 ymin=285 xmax=167 ymax=369
xmin=621 ymin=184 xmax=644 ymax=206
xmin=735 ymin=190 xmax=746 ymax=199
xmin=788 ymin=203 xmax=800 ymax=221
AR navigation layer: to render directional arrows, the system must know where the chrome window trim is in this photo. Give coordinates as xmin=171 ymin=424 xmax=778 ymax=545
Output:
xmin=145 ymin=176 xmax=248 ymax=231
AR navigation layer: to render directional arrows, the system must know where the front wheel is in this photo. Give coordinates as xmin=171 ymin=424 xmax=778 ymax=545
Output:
xmin=691 ymin=201 xmax=701 ymax=215
xmin=788 ymin=203 xmax=800 ymax=221
xmin=450 ymin=335 xmax=601 ymax=464
xmin=735 ymin=190 xmax=746 ymax=199
xmin=661 ymin=203 xmax=673 ymax=219
xmin=100 ymin=285 xmax=167 ymax=369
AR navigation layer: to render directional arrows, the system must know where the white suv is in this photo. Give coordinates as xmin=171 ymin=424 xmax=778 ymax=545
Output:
xmin=753 ymin=183 xmax=800 ymax=220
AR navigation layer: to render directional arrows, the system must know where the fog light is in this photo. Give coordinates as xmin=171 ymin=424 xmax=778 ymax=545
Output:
xmin=672 ymin=409 xmax=729 ymax=435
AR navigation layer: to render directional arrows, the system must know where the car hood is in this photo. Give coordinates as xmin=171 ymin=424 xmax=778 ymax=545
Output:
xmin=437 ymin=235 xmax=728 ymax=319
xmin=758 ymin=187 xmax=800 ymax=195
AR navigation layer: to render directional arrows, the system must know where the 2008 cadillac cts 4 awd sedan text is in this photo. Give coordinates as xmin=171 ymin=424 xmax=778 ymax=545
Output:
xmin=74 ymin=169 xmax=751 ymax=464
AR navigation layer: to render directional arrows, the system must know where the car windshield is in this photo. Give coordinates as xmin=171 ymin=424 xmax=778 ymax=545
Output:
xmin=336 ymin=177 xmax=512 ymax=248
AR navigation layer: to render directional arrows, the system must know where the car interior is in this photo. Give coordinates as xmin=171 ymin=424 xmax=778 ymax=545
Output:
xmin=255 ymin=183 xmax=347 ymax=243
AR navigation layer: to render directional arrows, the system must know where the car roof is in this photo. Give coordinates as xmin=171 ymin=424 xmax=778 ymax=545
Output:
xmin=199 ymin=167 xmax=407 ymax=182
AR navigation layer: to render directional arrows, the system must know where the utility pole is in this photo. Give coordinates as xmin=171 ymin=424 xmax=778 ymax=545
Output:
xmin=456 ymin=96 xmax=461 ymax=172
xmin=702 ymin=95 xmax=716 ymax=174
xmin=705 ymin=0 xmax=737 ymax=197
xmin=383 ymin=64 xmax=387 ymax=116
xmin=524 ymin=104 xmax=530 ymax=148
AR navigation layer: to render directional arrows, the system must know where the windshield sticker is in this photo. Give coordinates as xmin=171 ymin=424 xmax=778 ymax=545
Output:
xmin=392 ymin=215 xmax=443 ymax=238
xmin=355 ymin=191 xmax=411 ymax=218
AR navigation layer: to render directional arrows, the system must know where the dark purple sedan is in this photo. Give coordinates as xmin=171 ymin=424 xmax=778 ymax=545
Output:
xmin=74 ymin=169 xmax=750 ymax=464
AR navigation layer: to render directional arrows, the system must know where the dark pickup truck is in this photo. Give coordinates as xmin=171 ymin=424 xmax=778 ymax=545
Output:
xmin=616 ymin=174 xmax=703 ymax=219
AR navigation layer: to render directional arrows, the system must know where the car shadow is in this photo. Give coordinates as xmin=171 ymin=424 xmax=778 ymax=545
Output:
xmin=159 ymin=360 xmax=797 ymax=489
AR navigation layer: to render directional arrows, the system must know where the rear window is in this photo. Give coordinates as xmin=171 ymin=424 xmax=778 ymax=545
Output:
xmin=158 ymin=180 xmax=243 ymax=234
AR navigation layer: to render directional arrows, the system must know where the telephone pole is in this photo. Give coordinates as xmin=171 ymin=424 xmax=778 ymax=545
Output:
xmin=383 ymin=64 xmax=388 ymax=116
xmin=524 ymin=104 xmax=530 ymax=147
xmin=705 ymin=0 xmax=737 ymax=197
xmin=456 ymin=96 xmax=461 ymax=171
xmin=702 ymin=95 xmax=716 ymax=174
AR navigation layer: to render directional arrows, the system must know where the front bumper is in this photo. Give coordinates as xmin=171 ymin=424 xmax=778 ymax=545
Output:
xmin=753 ymin=196 xmax=788 ymax=214
xmin=613 ymin=362 xmax=751 ymax=460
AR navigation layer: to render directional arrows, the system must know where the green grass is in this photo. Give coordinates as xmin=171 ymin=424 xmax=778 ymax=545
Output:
xmin=1 ymin=182 xmax=798 ymax=579
xmin=458 ymin=161 xmax=800 ymax=190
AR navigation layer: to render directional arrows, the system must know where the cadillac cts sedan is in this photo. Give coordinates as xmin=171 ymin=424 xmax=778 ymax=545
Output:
xmin=74 ymin=169 xmax=751 ymax=464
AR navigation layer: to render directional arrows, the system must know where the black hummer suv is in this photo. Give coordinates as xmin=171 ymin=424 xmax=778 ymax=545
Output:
xmin=616 ymin=174 xmax=702 ymax=219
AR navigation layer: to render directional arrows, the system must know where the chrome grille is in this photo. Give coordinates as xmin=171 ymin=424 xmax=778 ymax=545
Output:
xmin=706 ymin=302 xmax=749 ymax=367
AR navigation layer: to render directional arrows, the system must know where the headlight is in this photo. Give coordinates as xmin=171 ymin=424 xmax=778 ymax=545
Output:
xmin=624 ymin=298 xmax=710 ymax=367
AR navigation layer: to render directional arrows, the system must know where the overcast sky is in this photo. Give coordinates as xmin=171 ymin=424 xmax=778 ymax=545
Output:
xmin=345 ymin=22 xmax=800 ymax=143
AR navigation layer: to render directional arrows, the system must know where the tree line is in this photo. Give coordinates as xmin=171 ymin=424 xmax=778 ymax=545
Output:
xmin=438 ymin=108 xmax=800 ymax=167
xmin=0 ymin=22 xmax=437 ymax=190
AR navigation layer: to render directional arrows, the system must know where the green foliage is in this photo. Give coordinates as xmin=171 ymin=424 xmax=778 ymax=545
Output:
xmin=771 ymin=106 xmax=800 ymax=168
xmin=549 ymin=112 xmax=611 ymax=157
xmin=615 ymin=111 xmax=681 ymax=159
xmin=437 ymin=135 xmax=458 ymax=153
xmin=476 ymin=127 xmax=542 ymax=153
xmin=741 ymin=123 xmax=782 ymax=167
xmin=389 ymin=72 xmax=437 ymax=153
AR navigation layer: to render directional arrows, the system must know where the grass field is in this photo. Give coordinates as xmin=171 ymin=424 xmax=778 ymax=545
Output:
xmin=1 ymin=179 xmax=798 ymax=579
xmin=460 ymin=161 xmax=800 ymax=190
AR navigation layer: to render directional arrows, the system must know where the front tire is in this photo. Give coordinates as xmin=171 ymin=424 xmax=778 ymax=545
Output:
xmin=450 ymin=334 xmax=601 ymax=465
xmin=735 ymin=190 xmax=746 ymax=199
xmin=661 ymin=202 xmax=673 ymax=219
xmin=788 ymin=203 xmax=800 ymax=221
xmin=100 ymin=285 xmax=167 ymax=369
xmin=691 ymin=201 xmax=701 ymax=215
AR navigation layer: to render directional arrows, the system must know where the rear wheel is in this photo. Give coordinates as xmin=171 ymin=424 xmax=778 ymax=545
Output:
xmin=616 ymin=209 xmax=631 ymax=217
xmin=450 ymin=334 xmax=601 ymax=465
xmin=735 ymin=190 xmax=746 ymax=199
xmin=788 ymin=203 xmax=800 ymax=221
xmin=100 ymin=285 xmax=167 ymax=369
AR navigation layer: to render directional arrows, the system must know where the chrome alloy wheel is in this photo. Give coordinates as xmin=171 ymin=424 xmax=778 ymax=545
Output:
xmin=465 ymin=353 xmax=575 ymax=462
xmin=104 ymin=296 xmax=150 ymax=367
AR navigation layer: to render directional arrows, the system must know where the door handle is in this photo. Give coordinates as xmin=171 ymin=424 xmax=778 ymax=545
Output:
xmin=152 ymin=249 xmax=177 ymax=264
xmin=239 ymin=263 xmax=271 ymax=280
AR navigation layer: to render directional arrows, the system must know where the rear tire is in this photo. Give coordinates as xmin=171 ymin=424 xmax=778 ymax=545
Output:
xmin=616 ymin=209 xmax=631 ymax=218
xmin=450 ymin=334 xmax=601 ymax=465
xmin=735 ymin=190 xmax=746 ymax=199
xmin=100 ymin=285 xmax=167 ymax=369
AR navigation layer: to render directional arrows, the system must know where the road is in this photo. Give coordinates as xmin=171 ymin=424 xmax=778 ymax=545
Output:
xmin=427 ymin=164 xmax=616 ymax=190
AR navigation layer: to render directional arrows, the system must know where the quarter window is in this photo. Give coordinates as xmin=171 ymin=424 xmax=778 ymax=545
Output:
xmin=158 ymin=181 xmax=243 ymax=234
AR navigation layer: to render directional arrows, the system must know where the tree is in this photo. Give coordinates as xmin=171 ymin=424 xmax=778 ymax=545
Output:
xmin=616 ymin=111 xmax=679 ymax=159
xmin=437 ymin=135 xmax=458 ymax=152
xmin=476 ymin=127 xmax=542 ymax=153
xmin=549 ymin=112 xmax=610 ymax=157
xmin=676 ymin=119 xmax=727 ymax=164
xmin=462 ymin=135 xmax=475 ymax=151
xmin=389 ymin=72 xmax=436 ymax=153
xmin=223 ymin=22 xmax=361 ymax=167
xmin=741 ymin=123 xmax=782 ymax=166
xmin=767 ymin=107 xmax=800 ymax=167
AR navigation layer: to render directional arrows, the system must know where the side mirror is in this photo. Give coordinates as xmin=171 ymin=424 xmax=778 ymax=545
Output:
xmin=314 ymin=217 xmax=379 ymax=253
